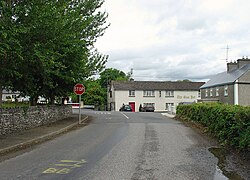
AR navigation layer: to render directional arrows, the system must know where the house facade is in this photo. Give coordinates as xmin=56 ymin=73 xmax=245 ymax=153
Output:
xmin=2 ymin=89 xmax=20 ymax=102
xmin=107 ymin=81 xmax=204 ymax=113
xmin=200 ymin=57 xmax=250 ymax=106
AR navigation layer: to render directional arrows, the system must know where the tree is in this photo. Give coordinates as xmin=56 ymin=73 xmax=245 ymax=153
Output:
xmin=99 ymin=68 xmax=129 ymax=88
xmin=0 ymin=0 xmax=26 ymax=105
xmin=0 ymin=0 xmax=109 ymax=105
xmin=177 ymin=79 xmax=192 ymax=82
xmin=81 ymin=80 xmax=106 ymax=109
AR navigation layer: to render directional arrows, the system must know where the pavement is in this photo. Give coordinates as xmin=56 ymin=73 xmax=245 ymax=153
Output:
xmin=0 ymin=112 xmax=173 ymax=157
xmin=0 ymin=114 xmax=89 ymax=157
xmin=161 ymin=112 xmax=175 ymax=118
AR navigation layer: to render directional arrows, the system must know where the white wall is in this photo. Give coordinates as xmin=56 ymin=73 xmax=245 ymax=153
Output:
xmin=113 ymin=90 xmax=200 ymax=112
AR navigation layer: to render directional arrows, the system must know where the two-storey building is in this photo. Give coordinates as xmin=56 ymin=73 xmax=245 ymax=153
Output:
xmin=200 ymin=57 xmax=250 ymax=106
xmin=107 ymin=81 xmax=204 ymax=113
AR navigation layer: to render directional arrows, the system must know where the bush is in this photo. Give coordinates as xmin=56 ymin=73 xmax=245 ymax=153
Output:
xmin=176 ymin=103 xmax=250 ymax=150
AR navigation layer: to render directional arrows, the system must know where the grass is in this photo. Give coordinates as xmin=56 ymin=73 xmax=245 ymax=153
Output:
xmin=1 ymin=102 xmax=30 ymax=108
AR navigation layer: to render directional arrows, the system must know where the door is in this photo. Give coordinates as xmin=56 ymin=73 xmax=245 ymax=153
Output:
xmin=129 ymin=102 xmax=135 ymax=112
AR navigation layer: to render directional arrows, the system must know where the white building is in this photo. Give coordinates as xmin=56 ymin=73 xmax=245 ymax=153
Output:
xmin=2 ymin=89 xmax=20 ymax=102
xmin=107 ymin=81 xmax=204 ymax=113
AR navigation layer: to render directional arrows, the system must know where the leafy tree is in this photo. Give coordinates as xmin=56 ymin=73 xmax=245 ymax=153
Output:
xmin=0 ymin=0 xmax=26 ymax=105
xmin=99 ymin=68 xmax=129 ymax=88
xmin=72 ymin=68 xmax=129 ymax=110
xmin=0 ymin=0 xmax=109 ymax=105
xmin=177 ymin=79 xmax=192 ymax=82
xmin=81 ymin=80 xmax=106 ymax=109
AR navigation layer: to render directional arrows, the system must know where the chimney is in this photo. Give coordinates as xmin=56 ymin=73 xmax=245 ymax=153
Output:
xmin=237 ymin=56 xmax=250 ymax=69
xmin=227 ymin=61 xmax=237 ymax=72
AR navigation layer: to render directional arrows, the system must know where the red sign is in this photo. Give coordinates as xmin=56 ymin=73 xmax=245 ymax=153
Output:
xmin=74 ymin=84 xmax=85 ymax=95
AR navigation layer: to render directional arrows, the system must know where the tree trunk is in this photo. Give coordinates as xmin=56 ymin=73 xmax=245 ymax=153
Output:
xmin=30 ymin=96 xmax=38 ymax=106
xmin=49 ymin=95 xmax=55 ymax=105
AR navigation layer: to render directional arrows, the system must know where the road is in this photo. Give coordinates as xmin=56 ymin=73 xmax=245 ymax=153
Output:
xmin=0 ymin=110 xmax=226 ymax=180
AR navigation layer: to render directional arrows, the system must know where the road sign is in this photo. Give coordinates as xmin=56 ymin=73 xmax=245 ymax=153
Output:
xmin=74 ymin=84 xmax=85 ymax=95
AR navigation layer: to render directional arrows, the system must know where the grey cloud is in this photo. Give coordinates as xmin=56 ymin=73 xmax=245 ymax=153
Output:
xmin=102 ymin=0 xmax=250 ymax=82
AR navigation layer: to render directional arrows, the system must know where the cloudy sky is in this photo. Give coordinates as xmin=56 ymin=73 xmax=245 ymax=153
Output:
xmin=95 ymin=0 xmax=250 ymax=81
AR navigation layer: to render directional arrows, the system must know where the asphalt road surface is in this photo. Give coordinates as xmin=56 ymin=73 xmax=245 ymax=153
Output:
xmin=0 ymin=110 xmax=226 ymax=180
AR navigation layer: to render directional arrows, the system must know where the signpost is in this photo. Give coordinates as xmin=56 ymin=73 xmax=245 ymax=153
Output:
xmin=74 ymin=84 xmax=85 ymax=124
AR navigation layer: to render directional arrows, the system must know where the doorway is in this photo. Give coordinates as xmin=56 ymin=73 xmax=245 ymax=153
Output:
xmin=129 ymin=102 xmax=135 ymax=112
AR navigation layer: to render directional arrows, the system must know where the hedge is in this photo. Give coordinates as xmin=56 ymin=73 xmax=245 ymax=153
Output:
xmin=176 ymin=103 xmax=250 ymax=150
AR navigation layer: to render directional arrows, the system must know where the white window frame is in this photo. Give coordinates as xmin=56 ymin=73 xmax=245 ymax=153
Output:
xmin=216 ymin=87 xmax=219 ymax=97
xmin=129 ymin=90 xmax=135 ymax=97
xmin=166 ymin=103 xmax=174 ymax=111
xmin=205 ymin=89 xmax=208 ymax=97
xmin=166 ymin=90 xmax=174 ymax=97
xmin=224 ymin=85 xmax=228 ymax=96
xmin=143 ymin=90 xmax=155 ymax=97
xmin=210 ymin=88 xmax=213 ymax=97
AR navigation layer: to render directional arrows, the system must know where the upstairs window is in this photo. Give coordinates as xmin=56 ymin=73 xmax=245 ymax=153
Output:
xmin=224 ymin=85 xmax=228 ymax=96
xmin=166 ymin=90 xmax=174 ymax=97
xmin=129 ymin=90 xmax=135 ymax=97
xmin=143 ymin=90 xmax=155 ymax=97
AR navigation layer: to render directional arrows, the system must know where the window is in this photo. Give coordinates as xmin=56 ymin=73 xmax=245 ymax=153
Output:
xmin=216 ymin=88 xmax=219 ymax=96
xmin=129 ymin=90 xmax=135 ymax=97
xmin=166 ymin=90 xmax=174 ymax=97
xmin=205 ymin=89 xmax=208 ymax=97
xmin=224 ymin=85 xmax=228 ymax=96
xmin=159 ymin=91 xmax=161 ymax=97
xmin=143 ymin=90 xmax=155 ymax=97
xmin=210 ymin=88 xmax=213 ymax=97
xmin=166 ymin=103 xmax=174 ymax=111
xmin=198 ymin=90 xmax=201 ymax=98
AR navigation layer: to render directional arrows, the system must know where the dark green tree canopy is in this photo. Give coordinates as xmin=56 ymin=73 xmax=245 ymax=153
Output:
xmin=0 ymin=0 xmax=109 ymax=105
xmin=81 ymin=80 xmax=106 ymax=106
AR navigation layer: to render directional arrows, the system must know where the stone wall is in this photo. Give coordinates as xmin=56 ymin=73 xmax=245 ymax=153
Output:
xmin=0 ymin=105 xmax=72 ymax=136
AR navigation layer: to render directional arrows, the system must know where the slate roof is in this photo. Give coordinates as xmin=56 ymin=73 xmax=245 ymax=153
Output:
xmin=200 ymin=64 xmax=250 ymax=89
xmin=111 ymin=81 xmax=204 ymax=91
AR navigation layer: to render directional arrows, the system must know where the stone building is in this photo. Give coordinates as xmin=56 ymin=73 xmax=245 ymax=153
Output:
xmin=200 ymin=57 xmax=250 ymax=106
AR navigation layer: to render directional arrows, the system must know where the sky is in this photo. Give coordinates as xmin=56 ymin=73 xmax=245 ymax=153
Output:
xmin=95 ymin=0 xmax=250 ymax=82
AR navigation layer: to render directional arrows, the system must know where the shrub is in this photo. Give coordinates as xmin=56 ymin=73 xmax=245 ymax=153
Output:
xmin=176 ymin=103 xmax=250 ymax=150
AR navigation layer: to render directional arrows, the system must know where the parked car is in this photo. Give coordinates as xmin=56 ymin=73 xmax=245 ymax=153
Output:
xmin=119 ymin=104 xmax=132 ymax=112
xmin=142 ymin=104 xmax=155 ymax=112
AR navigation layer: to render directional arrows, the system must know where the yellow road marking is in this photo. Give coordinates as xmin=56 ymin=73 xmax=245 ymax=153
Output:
xmin=54 ymin=164 xmax=81 ymax=168
xmin=43 ymin=159 xmax=86 ymax=175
